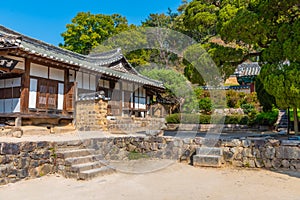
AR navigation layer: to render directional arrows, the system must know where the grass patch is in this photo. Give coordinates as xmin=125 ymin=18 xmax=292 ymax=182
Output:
xmin=128 ymin=151 xmax=150 ymax=160
xmin=289 ymin=108 xmax=300 ymax=121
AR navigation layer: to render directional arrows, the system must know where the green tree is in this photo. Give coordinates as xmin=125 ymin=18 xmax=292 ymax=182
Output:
xmin=59 ymin=12 xmax=130 ymax=54
xmin=183 ymin=0 xmax=300 ymax=132
xmin=262 ymin=63 xmax=300 ymax=134
xmin=140 ymin=68 xmax=196 ymax=113
xmin=255 ymin=76 xmax=276 ymax=112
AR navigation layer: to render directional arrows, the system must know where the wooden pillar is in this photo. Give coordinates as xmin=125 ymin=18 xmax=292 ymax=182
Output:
xmin=20 ymin=58 xmax=30 ymax=113
xmin=62 ymin=69 xmax=71 ymax=114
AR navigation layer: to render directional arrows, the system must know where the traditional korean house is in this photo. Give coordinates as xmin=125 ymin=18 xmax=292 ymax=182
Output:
xmin=234 ymin=62 xmax=261 ymax=93
xmin=0 ymin=25 xmax=165 ymax=127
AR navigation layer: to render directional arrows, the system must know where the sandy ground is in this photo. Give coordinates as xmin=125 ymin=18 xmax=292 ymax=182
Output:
xmin=0 ymin=162 xmax=299 ymax=200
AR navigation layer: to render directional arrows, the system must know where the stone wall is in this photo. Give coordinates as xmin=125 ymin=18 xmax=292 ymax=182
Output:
xmin=0 ymin=136 xmax=299 ymax=185
xmin=76 ymin=98 xmax=108 ymax=131
xmin=54 ymin=136 xmax=300 ymax=171
xmin=0 ymin=141 xmax=55 ymax=185
xmin=221 ymin=139 xmax=300 ymax=170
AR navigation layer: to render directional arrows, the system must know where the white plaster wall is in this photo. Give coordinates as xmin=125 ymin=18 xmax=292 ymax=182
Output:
xmin=76 ymin=72 xmax=83 ymax=88
xmin=30 ymin=63 xmax=48 ymax=78
xmin=57 ymin=83 xmax=64 ymax=110
xmin=29 ymin=78 xmax=37 ymax=109
xmin=49 ymin=68 xmax=64 ymax=81
xmin=83 ymin=73 xmax=89 ymax=90
xmin=90 ymin=75 xmax=96 ymax=91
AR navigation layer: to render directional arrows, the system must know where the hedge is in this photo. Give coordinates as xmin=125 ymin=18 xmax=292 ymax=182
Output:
xmin=165 ymin=113 xmax=249 ymax=124
xmin=254 ymin=109 xmax=279 ymax=126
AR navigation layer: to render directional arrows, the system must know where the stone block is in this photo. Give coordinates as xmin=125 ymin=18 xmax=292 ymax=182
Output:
xmin=290 ymin=160 xmax=300 ymax=169
xmin=1 ymin=143 xmax=20 ymax=155
xmin=281 ymin=160 xmax=290 ymax=168
xmin=222 ymin=139 xmax=241 ymax=147
xmin=271 ymin=159 xmax=281 ymax=169
xmin=255 ymin=158 xmax=264 ymax=168
xmin=242 ymin=148 xmax=253 ymax=157
xmin=241 ymin=139 xmax=251 ymax=148
xmin=193 ymin=155 xmax=222 ymax=167
xmin=21 ymin=142 xmax=36 ymax=152
xmin=196 ymin=147 xmax=223 ymax=156
xmin=276 ymin=146 xmax=300 ymax=159
xmin=264 ymin=146 xmax=275 ymax=159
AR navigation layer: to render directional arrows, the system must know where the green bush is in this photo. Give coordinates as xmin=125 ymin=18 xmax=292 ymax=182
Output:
xmin=166 ymin=113 xmax=249 ymax=124
xmin=255 ymin=109 xmax=279 ymax=126
xmin=225 ymin=115 xmax=249 ymax=125
xmin=199 ymin=97 xmax=212 ymax=114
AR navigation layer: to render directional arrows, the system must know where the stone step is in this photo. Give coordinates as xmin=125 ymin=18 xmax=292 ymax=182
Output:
xmin=196 ymin=147 xmax=223 ymax=156
xmin=78 ymin=166 xmax=115 ymax=180
xmin=193 ymin=155 xmax=222 ymax=167
xmin=57 ymin=149 xmax=96 ymax=159
xmin=65 ymin=154 xmax=103 ymax=166
xmin=68 ymin=161 xmax=107 ymax=173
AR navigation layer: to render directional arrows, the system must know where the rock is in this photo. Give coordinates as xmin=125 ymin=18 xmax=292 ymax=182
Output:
xmin=242 ymin=140 xmax=251 ymax=148
xmin=232 ymin=161 xmax=243 ymax=167
xmin=264 ymin=146 xmax=275 ymax=159
xmin=36 ymin=141 xmax=49 ymax=149
xmin=242 ymin=148 xmax=253 ymax=157
xmin=38 ymin=164 xmax=52 ymax=176
xmin=18 ymin=158 xmax=29 ymax=169
xmin=18 ymin=169 xmax=28 ymax=179
xmin=1 ymin=143 xmax=20 ymax=155
xmin=276 ymin=146 xmax=300 ymax=159
xmin=127 ymin=144 xmax=136 ymax=152
xmin=263 ymin=159 xmax=272 ymax=168
xmin=0 ymin=178 xmax=7 ymax=185
xmin=271 ymin=159 xmax=281 ymax=169
xmin=290 ymin=160 xmax=300 ymax=169
xmin=12 ymin=130 xmax=22 ymax=138
xmin=255 ymin=158 xmax=264 ymax=168
xmin=281 ymin=160 xmax=290 ymax=168
xmin=223 ymin=148 xmax=234 ymax=161
xmin=21 ymin=142 xmax=36 ymax=152
xmin=222 ymin=139 xmax=241 ymax=147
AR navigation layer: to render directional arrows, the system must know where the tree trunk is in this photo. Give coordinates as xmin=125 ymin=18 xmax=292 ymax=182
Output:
xmin=293 ymin=107 xmax=299 ymax=134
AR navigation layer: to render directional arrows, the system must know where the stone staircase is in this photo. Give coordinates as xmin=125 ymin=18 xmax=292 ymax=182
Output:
xmin=56 ymin=148 xmax=115 ymax=180
xmin=276 ymin=110 xmax=289 ymax=131
xmin=193 ymin=147 xmax=223 ymax=167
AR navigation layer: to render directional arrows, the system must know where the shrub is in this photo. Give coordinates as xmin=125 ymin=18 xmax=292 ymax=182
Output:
xmin=199 ymin=97 xmax=212 ymax=114
xmin=255 ymin=109 xmax=279 ymax=126
xmin=166 ymin=113 xmax=249 ymax=124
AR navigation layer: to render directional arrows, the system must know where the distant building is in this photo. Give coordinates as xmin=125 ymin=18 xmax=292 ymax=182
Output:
xmin=222 ymin=62 xmax=261 ymax=93
xmin=234 ymin=62 xmax=261 ymax=93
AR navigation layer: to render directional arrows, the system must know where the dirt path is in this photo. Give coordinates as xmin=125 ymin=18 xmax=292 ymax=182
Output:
xmin=0 ymin=163 xmax=299 ymax=200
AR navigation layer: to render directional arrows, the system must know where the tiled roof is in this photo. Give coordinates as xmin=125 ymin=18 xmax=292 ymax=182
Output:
xmin=234 ymin=62 xmax=261 ymax=77
xmin=0 ymin=25 xmax=164 ymax=89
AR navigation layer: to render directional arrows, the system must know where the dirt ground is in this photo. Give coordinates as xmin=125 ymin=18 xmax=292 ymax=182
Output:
xmin=0 ymin=162 xmax=299 ymax=200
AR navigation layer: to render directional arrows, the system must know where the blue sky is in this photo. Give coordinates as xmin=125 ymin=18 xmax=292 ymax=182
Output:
xmin=0 ymin=0 xmax=182 ymax=46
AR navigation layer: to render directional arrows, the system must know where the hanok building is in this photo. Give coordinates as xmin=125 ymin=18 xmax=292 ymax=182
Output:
xmin=0 ymin=25 xmax=165 ymax=128
xmin=223 ymin=62 xmax=261 ymax=93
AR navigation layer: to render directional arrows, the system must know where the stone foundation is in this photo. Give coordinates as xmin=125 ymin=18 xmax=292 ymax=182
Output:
xmin=76 ymin=98 xmax=109 ymax=131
